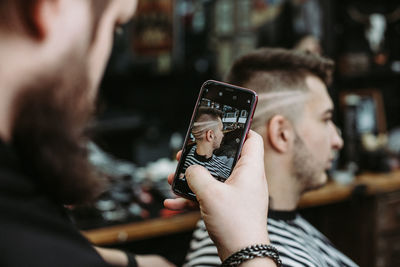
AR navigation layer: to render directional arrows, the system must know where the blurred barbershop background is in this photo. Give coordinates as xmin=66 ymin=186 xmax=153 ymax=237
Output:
xmin=70 ymin=0 xmax=400 ymax=266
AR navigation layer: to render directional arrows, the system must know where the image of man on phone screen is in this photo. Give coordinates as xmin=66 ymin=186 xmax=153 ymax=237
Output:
xmin=180 ymin=107 xmax=232 ymax=182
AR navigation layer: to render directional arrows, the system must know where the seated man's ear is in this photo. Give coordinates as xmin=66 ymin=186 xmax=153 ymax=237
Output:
xmin=205 ymin=130 xmax=214 ymax=142
xmin=20 ymin=0 xmax=60 ymax=40
xmin=265 ymin=115 xmax=294 ymax=153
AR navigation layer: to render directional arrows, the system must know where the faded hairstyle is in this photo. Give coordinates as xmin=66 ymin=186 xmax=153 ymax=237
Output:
xmin=192 ymin=107 xmax=223 ymax=140
xmin=225 ymin=48 xmax=334 ymax=131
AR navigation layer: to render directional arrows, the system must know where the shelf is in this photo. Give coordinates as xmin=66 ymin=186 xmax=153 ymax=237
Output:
xmin=83 ymin=171 xmax=400 ymax=246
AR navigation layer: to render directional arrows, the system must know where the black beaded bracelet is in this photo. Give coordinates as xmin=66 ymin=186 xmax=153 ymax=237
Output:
xmin=221 ymin=244 xmax=282 ymax=267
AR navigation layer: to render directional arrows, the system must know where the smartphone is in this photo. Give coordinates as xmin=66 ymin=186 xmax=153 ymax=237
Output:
xmin=172 ymin=80 xmax=258 ymax=200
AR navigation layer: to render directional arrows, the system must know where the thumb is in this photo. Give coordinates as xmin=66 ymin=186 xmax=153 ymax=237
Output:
xmin=185 ymin=165 xmax=220 ymax=198
xmin=229 ymin=131 xmax=265 ymax=188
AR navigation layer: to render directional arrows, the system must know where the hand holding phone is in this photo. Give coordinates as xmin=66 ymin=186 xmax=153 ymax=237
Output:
xmin=172 ymin=80 xmax=258 ymax=200
xmin=166 ymin=131 xmax=271 ymax=261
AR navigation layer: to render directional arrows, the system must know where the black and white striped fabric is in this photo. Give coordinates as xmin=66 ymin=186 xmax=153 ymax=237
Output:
xmin=182 ymin=146 xmax=232 ymax=181
xmin=184 ymin=210 xmax=359 ymax=267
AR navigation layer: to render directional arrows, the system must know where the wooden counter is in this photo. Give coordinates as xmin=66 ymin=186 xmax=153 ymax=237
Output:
xmin=83 ymin=171 xmax=400 ymax=246
xmin=82 ymin=211 xmax=201 ymax=245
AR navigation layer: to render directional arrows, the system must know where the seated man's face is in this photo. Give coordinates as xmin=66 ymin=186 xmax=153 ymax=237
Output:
xmin=212 ymin=119 xmax=224 ymax=150
xmin=291 ymin=75 xmax=343 ymax=192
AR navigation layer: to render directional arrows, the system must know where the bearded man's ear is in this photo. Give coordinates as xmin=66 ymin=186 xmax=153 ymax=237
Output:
xmin=18 ymin=0 xmax=61 ymax=40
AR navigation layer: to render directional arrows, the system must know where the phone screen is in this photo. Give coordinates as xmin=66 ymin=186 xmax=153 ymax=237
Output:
xmin=172 ymin=80 xmax=257 ymax=200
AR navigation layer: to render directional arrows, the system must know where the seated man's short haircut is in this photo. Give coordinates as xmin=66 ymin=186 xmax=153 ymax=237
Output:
xmin=225 ymin=48 xmax=334 ymax=130
xmin=192 ymin=107 xmax=223 ymax=140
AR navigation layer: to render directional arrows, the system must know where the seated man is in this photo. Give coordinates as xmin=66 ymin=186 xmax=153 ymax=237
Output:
xmin=184 ymin=48 xmax=358 ymax=267
xmin=182 ymin=107 xmax=232 ymax=181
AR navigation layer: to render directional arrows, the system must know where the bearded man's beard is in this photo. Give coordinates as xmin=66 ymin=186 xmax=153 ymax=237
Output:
xmin=11 ymin=54 xmax=106 ymax=205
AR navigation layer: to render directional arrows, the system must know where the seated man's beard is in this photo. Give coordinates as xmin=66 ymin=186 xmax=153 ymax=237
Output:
xmin=11 ymin=60 xmax=105 ymax=205
xmin=292 ymin=134 xmax=324 ymax=193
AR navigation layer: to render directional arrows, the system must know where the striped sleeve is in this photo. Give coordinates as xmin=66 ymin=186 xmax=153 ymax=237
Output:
xmin=184 ymin=216 xmax=359 ymax=267
xmin=183 ymin=220 xmax=221 ymax=267
xmin=182 ymin=146 xmax=232 ymax=180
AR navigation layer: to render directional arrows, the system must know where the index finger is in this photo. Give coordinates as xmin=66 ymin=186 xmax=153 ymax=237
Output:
xmin=175 ymin=150 xmax=182 ymax=161
xmin=168 ymin=150 xmax=182 ymax=185
xmin=167 ymin=173 xmax=174 ymax=185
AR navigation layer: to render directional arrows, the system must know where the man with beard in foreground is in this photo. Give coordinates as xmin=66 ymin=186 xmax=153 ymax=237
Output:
xmin=0 ymin=1 xmax=279 ymax=267
xmin=183 ymin=48 xmax=359 ymax=267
